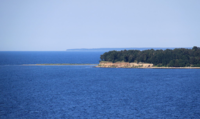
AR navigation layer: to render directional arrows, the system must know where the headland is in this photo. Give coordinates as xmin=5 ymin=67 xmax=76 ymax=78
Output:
xmin=97 ymin=46 xmax=200 ymax=68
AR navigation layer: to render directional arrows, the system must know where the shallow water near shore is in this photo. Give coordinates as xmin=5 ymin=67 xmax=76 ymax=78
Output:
xmin=0 ymin=51 xmax=200 ymax=118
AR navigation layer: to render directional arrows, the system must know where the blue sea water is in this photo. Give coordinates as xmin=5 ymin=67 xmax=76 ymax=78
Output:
xmin=0 ymin=52 xmax=200 ymax=118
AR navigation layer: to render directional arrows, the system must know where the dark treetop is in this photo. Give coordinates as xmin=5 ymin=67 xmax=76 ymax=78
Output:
xmin=100 ymin=46 xmax=200 ymax=67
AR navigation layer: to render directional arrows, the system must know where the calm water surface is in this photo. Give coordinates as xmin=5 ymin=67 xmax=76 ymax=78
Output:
xmin=0 ymin=52 xmax=200 ymax=118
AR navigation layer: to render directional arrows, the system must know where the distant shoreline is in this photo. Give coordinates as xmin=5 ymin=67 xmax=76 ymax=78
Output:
xmin=96 ymin=61 xmax=200 ymax=69
xmin=95 ymin=66 xmax=200 ymax=69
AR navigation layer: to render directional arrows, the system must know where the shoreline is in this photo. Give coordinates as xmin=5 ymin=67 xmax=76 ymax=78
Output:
xmin=95 ymin=66 xmax=200 ymax=69
xmin=96 ymin=61 xmax=200 ymax=69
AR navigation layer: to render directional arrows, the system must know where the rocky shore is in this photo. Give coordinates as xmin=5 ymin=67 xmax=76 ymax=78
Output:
xmin=96 ymin=61 xmax=153 ymax=68
xmin=96 ymin=61 xmax=200 ymax=69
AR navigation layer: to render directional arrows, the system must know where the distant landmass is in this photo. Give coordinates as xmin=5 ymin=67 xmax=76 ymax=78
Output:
xmin=98 ymin=46 xmax=200 ymax=67
xmin=66 ymin=47 xmax=192 ymax=52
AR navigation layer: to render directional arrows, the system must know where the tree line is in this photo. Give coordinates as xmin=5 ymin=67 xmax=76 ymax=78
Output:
xmin=100 ymin=46 xmax=200 ymax=67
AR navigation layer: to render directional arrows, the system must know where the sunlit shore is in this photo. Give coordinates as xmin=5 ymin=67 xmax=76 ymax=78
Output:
xmin=138 ymin=67 xmax=200 ymax=69
xmin=96 ymin=66 xmax=200 ymax=69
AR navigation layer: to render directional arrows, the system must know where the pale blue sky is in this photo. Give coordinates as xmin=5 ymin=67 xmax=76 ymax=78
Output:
xmin=0 ymin=0 xmax=200 ymax=51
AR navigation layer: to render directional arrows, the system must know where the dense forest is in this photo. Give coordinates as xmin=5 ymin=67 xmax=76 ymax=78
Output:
xmin=100 ymin=46 xmax=200 ymax=67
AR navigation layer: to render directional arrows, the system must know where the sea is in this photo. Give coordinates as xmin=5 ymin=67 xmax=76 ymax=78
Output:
xmin=0 ymin=51 xmax=200 ymax=119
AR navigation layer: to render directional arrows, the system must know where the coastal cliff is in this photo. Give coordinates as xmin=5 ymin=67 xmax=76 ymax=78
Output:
xmin=96 ymin=61 xmax=153 ymax=68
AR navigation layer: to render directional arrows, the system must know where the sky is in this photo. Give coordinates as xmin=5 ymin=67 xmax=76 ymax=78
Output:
xmin=0 ymin=0 xmax=200 ymax=51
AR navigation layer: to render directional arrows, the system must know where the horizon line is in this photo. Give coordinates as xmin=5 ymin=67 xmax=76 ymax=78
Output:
xmin=0 ymin=46 xmax=194 ymax=52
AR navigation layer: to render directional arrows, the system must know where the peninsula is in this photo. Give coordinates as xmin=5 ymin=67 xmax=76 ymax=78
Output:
xmin=97 ymin=46 xmax=200 ymax=68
